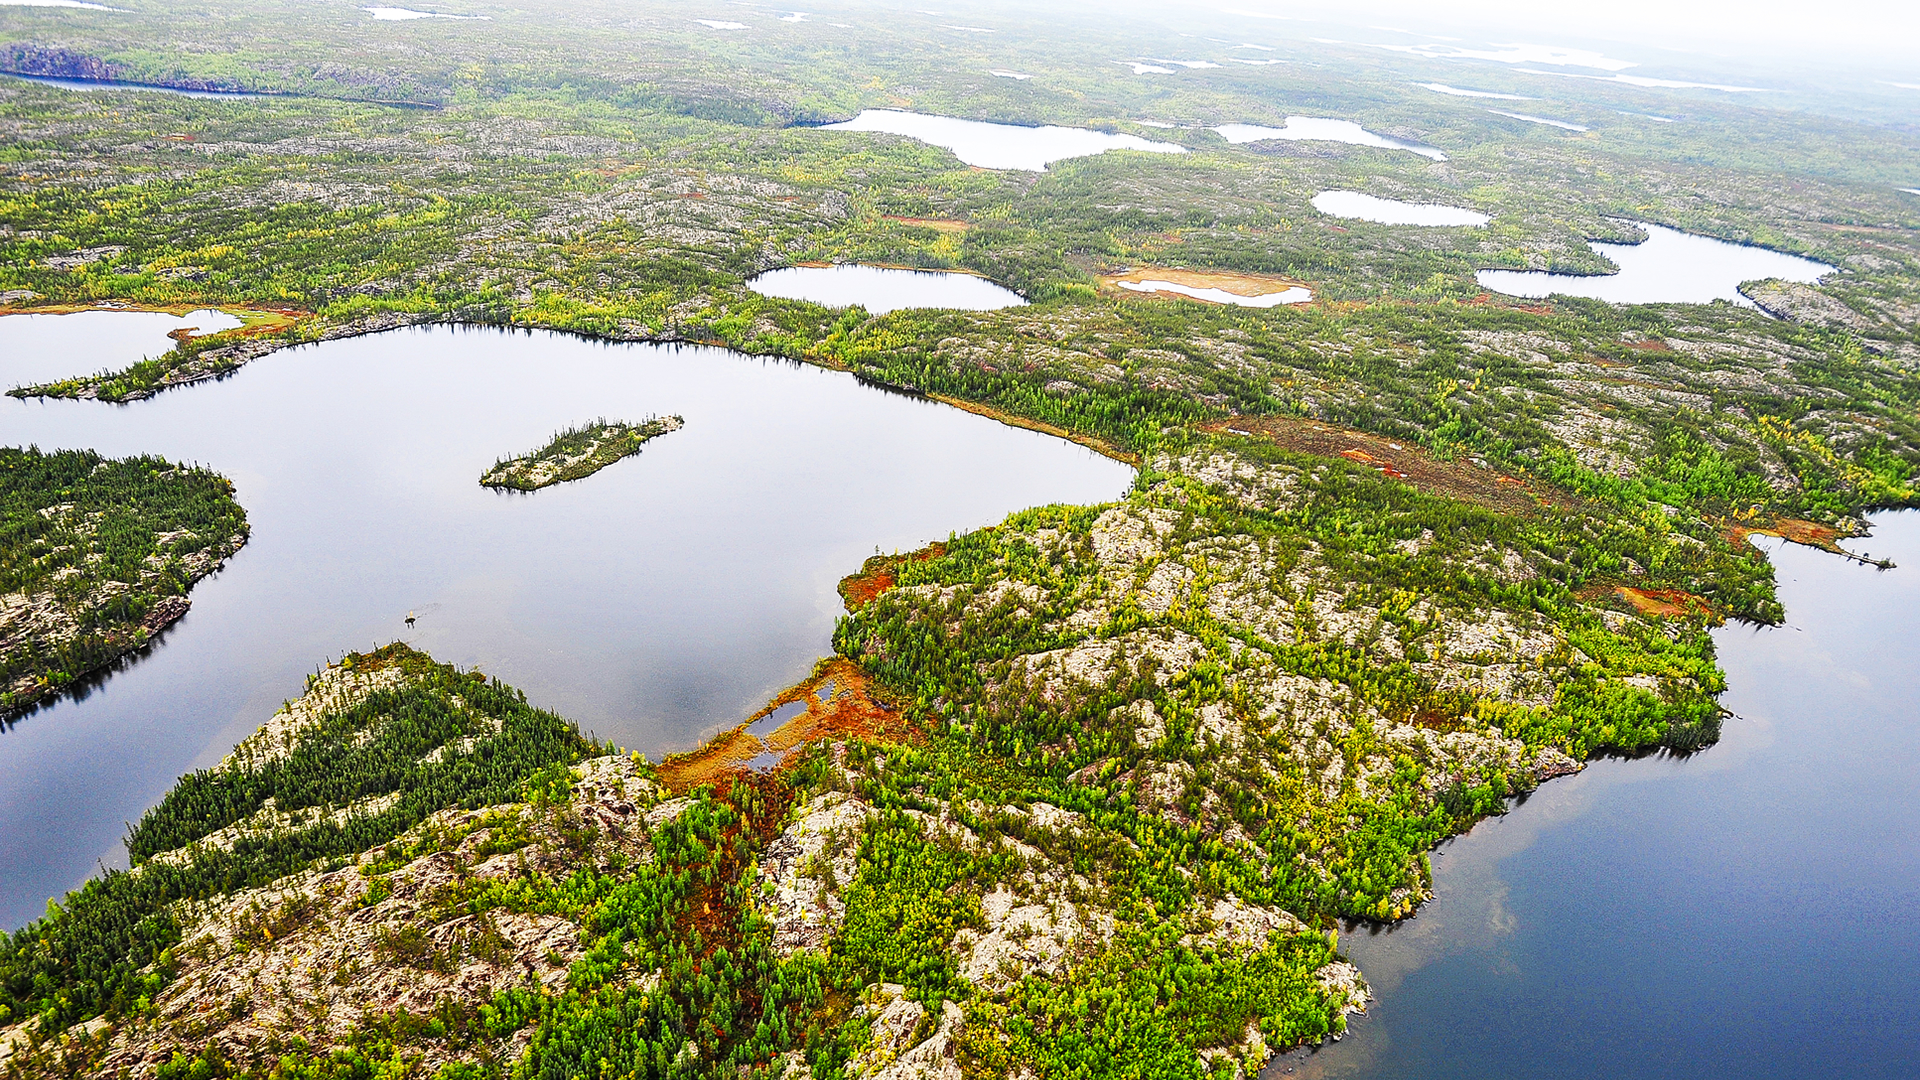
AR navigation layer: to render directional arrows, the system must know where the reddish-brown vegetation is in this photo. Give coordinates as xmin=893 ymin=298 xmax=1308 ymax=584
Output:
xmin=1099 ymin=265 xmax=1312 ymax=301
xmin=1206 ymin=415 xmax=1558 ymax=515
xmin=655 ymin=658 xmax=916 ymax=794
xmin=837 ymin=543 xmax=947 ymax=611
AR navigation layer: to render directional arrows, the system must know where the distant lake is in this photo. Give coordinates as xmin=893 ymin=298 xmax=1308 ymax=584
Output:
xmin=747 ymin=265 xmax=1027 ymax=314
xmin=1216 ymin=119 xmax=1447 ymax=161
xmin=2 ymin=309 xmax=244 ymax=387
xmin=1476 ymin=222 xmax=1833 ymax=305
xmin=0 ymin=73 xmax=261 ymax=99
xmin=820 ymin=110 xmax=1186 ymax=171
xmin=0 ymin=320 xmax=1132 ymax=930
xmin=1486 ymin=108 xmax=1589 ymax=132
xmin=1312 ymin=191 xmax=1489 ymax=226
xmin=1273 ymin=513 xmax=1920 ymax=1080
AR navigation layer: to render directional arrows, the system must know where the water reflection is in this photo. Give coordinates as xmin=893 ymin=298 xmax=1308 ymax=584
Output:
xmin=0 ymin=321 xmax=1132 ymax=929
xmin=1273 ymin=513 xmax=1920 ymax=1079
xmin=0 ymin=73 xmax=261 ymax=99
xmin=820 ymin=109 xmax=1186 ymax=171
xmin=747 ymin=264 xmax=1027 ymax=314
xmin=1215 ymin=119 xmax=1448 ymax=161
xmin=1477 ymin=222 xmax=1832 ymax=306
xmin=2 ymin=309 xmax=244 ymax=388
xmin=1311 ymin=191 xmax=1488 ymax=226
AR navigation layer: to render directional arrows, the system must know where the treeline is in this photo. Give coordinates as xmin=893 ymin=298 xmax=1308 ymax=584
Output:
xmin=0 ymin=644 xmax=597 ymax=1032
xmin=0 ymin=446 xmax=249 ymax=719
xmin=835 ymin=450 xmax=1732 ymax=923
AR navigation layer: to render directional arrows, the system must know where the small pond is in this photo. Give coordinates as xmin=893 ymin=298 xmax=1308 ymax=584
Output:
xmin=1215 ymin=119 xmax=1447 ymax=161
xmin=1415 ymin=82 xmax=1530 ymax=100
xmin=1270 ymin=513 xmax=1920 ymax=1079
xmin=1312 ymin=191 xmax=1488 ymax=226
xmin=747 ymin=265 xmax=1027 ymax=314
xmin=820 ymin=110 xmax=1186 ymax=171
xmin=0 ymin=320 xmax=1132 ymax=929
xmin=1476 ymin=222 xmax=1833 ymax=306
xmin=2 ymin=309 xmax=244 ymax=387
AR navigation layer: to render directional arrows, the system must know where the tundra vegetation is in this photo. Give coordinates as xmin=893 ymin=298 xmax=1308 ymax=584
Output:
xmin=480 ymin=416 xmax=685 ymax=491
xmin=2 ymin=0 xmax=1919 ymax=1077
xmin=0 ymin=447 xmax=248 ymax=721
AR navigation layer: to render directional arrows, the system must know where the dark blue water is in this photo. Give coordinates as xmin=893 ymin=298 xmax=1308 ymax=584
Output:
xmin=0 ymin=73 xmax=263 ymax=99
xmin=0 ymin=319 xmax=1132 ymax=929
xmin=1275 ymin=512 xmax=1920 ymax=1078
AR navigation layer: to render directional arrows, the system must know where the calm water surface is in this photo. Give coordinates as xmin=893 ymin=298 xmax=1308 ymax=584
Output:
xmin=747 ymin=265 xmax=1027 ymax=314
xmin=0 ymin=73 xmax=262 ymax=99
xmin=0 ymin=320 xmax=1132 ymax=929
xmin=1312 ymin=191 xmax=1488 ymax=226
xmin=1477 ymin=222 xmax=1832 ymax=305
xmin=1272 ymin=512 xmax=1920 ymax=1079
xmin=1485 ymin=109 xmax=1589 ymax=131
xmin=821 ymin=110 xmax=1186 ymax=171
xmin=3 ymin=310 xmax=243 ymax=388
xmin=1216 ymin=120 xmax=1448 ymax=161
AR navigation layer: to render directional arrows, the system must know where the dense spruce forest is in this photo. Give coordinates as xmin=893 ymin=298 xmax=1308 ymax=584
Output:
xmin=0 ymin=447 xmax=248 ymax=721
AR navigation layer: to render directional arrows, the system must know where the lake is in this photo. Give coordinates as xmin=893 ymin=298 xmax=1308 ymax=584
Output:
xmin=1269 ymin=513 xmax=1920 ymax=1079
xmin=747 ymin=265 xmax=1027 ymax=314
xmin=0 ymin=72 xmax=262 ymax=100
xmin=1476 ymin=222 xmax=1833 ymax=306
xmin=364 ymin=6 xmax=490 ymax=20
xmin=1 ymin=309 xmax=243 ymax=388
xmin=819 ymin=110 xmax=1186 ymax=171
xmin=1215 ymin=119 xmax=1448 ymax=161
xmin=1311 ymin=191 xmax=1489 ymax=226
xmin=1485 ymin=109 xmax=1589 ymax=132
xmin=0 ymin=319 xmax=1133 ymax=930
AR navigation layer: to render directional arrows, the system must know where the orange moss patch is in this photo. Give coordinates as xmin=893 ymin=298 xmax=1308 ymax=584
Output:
xmin=840 ymin=568 xmax=896 ymax=609
xmin=655 ymin=658 xmax=917 ymax=794
xmin=1101 ymin=266 xmax=1311 ymax=301
xmin=1752 ymin=517 xmax=1841 ymax=547
xmin=839 ymin=542 xmax=947 ymax=611
xmin=1614 ymin=586 xmax=1712 ymax=619
xmin=1724 ymin=516 xmax=1884 ymax=565
xmin=883 ymin=215 xmax=970 ymax=233
xmin=1205 ymin=415 xmax=1558 ymax=515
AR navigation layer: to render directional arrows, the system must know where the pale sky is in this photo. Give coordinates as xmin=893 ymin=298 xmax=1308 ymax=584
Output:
xmin=1201 ymin=0 xmax=1920 ymax=68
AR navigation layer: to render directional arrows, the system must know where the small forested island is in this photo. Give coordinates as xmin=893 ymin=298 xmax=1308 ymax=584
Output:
xmin=480 ymin=417 xmax=684 ymax=491
xmin=0 ymin=448 xmax=248 ymax=720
